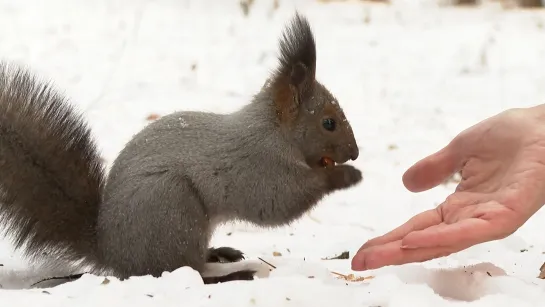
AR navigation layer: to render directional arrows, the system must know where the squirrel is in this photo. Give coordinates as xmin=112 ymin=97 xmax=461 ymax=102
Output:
xmin=0 ymin=12 xmax=361 ymax=285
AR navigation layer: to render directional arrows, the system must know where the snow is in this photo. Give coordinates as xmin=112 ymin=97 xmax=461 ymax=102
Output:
xmin=1 ymin=0 xmax=545 ymax=305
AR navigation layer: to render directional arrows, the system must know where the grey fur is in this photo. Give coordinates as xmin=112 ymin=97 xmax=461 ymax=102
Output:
xmin=0 ymin=12 xmax=362 ymax=283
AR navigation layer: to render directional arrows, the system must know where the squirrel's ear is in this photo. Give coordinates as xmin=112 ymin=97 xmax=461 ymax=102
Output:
xmin=269 ymin=13 xmax=316 ymax=123
xmin=290 ymin=62 xmax=312 ymax=93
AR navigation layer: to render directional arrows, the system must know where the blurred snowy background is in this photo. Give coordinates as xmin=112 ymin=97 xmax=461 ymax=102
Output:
xmin=0 ymin=0 xmax=545 ymax=306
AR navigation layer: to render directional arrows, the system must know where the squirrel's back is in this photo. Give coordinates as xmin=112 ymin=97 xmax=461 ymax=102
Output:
xmin=100 ymin=98 xmax=290 ymax=216
xmin=0 ymin=62 xmax=105 ymax=268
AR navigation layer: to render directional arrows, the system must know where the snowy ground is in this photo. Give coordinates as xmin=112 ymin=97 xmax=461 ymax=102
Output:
xmin=1 ymin=0 xmax=545 ymax=305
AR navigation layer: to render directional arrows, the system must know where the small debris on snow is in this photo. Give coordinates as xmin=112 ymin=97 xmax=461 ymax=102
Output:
xmin=333 ymin=272 xmax=375 ymax=283
xmin=322 ymin=251 xmax=350 ymax=260
xmin=539 ymin=262 xmax=545 ymax=279
xmin=146 ymin=113 xmax=161 ymax=121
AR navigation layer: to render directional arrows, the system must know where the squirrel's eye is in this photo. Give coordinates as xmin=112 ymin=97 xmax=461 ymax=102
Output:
xmin=322 ymin=118 xmax=336 ymax=131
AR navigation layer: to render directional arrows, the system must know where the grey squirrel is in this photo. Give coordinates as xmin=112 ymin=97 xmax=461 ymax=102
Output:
xmin=0 ymin=12 xmax=361 ymax=285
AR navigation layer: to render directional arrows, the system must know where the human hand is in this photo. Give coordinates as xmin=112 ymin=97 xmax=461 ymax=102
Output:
xmin=351 ymin=106 xmax=545 ymax=271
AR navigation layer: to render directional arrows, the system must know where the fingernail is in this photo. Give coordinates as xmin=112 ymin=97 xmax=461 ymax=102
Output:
xmin=401 ymin=245 xmax=415 ymax=249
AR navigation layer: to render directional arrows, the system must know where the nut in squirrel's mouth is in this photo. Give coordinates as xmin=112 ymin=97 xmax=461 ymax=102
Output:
xmin=320 ymin=157 xmax=336 ymax=168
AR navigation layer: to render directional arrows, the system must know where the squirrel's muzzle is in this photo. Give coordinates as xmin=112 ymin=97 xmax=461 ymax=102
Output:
xmin=335 ymin=141 xmax=359 ymax=164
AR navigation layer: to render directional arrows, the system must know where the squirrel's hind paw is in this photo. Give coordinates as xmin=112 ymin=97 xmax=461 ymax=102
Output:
xmin=202 ymin=270 xmax=257 ymax=284
xmin=207 ymin=246 xmax=245 ymax=263
xmin=202 ymin=260 xmax=271 ymax=283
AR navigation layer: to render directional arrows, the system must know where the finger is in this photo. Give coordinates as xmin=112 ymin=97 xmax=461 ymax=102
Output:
xmin=351 ymin=239 xmax=457 ymax=271
xmin=400 ymin=218 xmax=494 ymax=249
xmin=356 ymin=208 xmax=442 ymax=252
xmin=402 ymin=143 xmax=463 ymax=193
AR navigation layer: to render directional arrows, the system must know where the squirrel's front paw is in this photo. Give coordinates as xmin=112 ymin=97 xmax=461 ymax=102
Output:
xmin=328 ymin=165 xmax=362 ymax=190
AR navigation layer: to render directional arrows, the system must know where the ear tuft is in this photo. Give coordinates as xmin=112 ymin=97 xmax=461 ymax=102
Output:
xmin=268 ymin=12 xmax=317 ymax=123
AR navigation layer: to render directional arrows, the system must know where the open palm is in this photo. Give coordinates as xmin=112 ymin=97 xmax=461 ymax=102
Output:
xmin=352 ymin=107 xmax=545 ymax=271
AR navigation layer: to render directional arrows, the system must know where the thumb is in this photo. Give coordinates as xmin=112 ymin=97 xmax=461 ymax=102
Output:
xmin=402 ymin=142 xmax=463 ymax=193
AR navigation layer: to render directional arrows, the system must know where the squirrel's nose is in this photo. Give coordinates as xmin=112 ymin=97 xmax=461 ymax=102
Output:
xmin=349 ymin=143 xmax=359 ymax=161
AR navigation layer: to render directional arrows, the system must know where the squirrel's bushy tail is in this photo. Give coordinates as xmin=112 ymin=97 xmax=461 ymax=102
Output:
xmin=0 ymin=62 xmax=104 ymax=266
